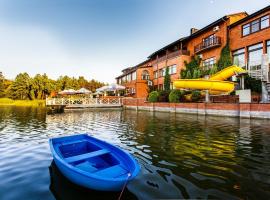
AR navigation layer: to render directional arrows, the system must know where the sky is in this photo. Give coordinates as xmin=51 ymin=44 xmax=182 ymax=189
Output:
xmin=0 ymin=0 xmax=269 ymax=83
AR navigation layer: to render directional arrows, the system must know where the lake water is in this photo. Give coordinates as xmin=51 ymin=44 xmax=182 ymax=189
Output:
xmin=0 ymin=106 xmax=270 ymax=200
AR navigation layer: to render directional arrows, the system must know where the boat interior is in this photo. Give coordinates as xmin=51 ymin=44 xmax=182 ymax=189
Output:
xmin=56 ymin=140 xmax=129 ymax=178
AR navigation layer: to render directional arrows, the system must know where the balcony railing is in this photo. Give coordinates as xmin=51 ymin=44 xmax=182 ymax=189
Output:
xmin=194 ymin=36 xmax=221 ymax=54
xmin=152 ymin=49 xmax=190 ymax=65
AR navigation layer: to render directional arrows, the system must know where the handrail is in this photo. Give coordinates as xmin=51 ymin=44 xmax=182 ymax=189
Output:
xmin=194 ymin=36 xmax=221 ymax=53
xmin=46 ymin=97 xmax=122 ymax=106
xmin=152 ymin=50 xmax=190 ymax=65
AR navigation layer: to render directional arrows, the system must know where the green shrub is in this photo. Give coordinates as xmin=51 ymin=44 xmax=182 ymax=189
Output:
xmin=169 ymin=90 xmax=180 ymax=103
xmin=244 ymin=75 xmax=262 ymax=93
xmin=158 ymin=90 xmax=170 ymax=102
xmin=148 ymin=91 xmax=159 ymax=102
xmin=191 ymin=90 xmax=201 ymax=102
xmin=169 ymin=89 xmax=185 ymax=103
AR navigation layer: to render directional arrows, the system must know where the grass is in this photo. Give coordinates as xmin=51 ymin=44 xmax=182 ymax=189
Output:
xmin=0 ymin=98 xmax=45 ymax=107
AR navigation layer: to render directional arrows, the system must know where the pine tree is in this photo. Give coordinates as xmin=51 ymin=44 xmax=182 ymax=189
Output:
xmin=164 ymin=67 xmax=171 ymax=91
xmin=9 ymin=73 xmax=32 ymax=100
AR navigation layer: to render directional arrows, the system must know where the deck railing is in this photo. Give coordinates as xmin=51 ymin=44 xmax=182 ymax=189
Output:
xmin=194 ymin=36 xmax=221 ymax=54
xmin=46 ymin=97 xmax=122 ymax=106
xmin=152 ymin=50 xmax=190 ymax=65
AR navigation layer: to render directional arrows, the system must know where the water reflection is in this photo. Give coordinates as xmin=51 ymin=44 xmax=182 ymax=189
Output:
xmin=0 ymin=107 xmax=270 ymax=200
xmin=49 ymin=161 xmax=137 ymax=200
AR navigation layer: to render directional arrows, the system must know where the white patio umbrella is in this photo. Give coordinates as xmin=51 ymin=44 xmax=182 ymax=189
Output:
xmin=76 ymin=88 xmax=91 ymax=94
xmin=58 ymin=89 xmax=76 ymax=95
xmin=96 ymin=86 xmax=107 ymax=92
xmin=103 ymin=83 xmax=125 ymax=92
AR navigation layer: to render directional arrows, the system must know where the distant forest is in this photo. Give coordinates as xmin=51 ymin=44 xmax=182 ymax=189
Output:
xmin=0 ymin=72 xmax=106 ymax=100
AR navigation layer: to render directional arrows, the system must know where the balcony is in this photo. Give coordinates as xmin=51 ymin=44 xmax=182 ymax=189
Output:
xmin=194 ymin=36 xmax=221 ymax=54
xmin=152 ymin=49 xmax=190 ymax=65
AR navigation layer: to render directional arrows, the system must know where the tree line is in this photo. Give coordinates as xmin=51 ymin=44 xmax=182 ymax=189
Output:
xmin=0 ymin=72 xmax=106 ymax=100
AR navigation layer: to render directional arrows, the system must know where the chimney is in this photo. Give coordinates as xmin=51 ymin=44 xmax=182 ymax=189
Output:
xmin=190 ymin=28 xmax=199 ymax=35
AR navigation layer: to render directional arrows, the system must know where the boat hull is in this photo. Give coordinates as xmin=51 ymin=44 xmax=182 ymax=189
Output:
xmin=49 ymin=134 xmax=140 ymax=191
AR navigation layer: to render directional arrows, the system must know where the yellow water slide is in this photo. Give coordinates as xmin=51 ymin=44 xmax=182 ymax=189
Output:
xmin=173 ymin=65 xmax=246 ymax=94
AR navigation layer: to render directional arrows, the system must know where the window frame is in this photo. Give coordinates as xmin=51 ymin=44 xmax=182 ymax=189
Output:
xmin=168 ymin=64 xmax=177 ymax=75
xmin=247 ymin=42 xmax=263 ymax=70
xmin=141 ymin=70 xmax=150 ymax=80
xmin=242 ymin=14 xmax=270 ymax=37
xmin=232 ymin=48 xmax=246 ymax=68
xmin=202 ymin=57 xmax=216 ymax=69
xmin=261 ymin=15 xmax=270 ymax=29
xmin=153 ymin=71 xmax=158 ymax=79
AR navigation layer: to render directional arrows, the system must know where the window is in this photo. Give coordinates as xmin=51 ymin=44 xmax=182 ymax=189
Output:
xmin=251 ymin=19 xmax=260 ymax=33
xmin=202 ymin=57 xmax=216 ymax=69
xmin=233 ymin=48 xmax=245 ymax=68
xmin=118 ymin=78 xmax=122 ymax=84
xmin=242 ymin=24 xmax=250 ymax=36
xmin=132 ymin=71 xmax=136 ymax=80
xmin=159 ymin=68 xmax=166 ymax=77
xmin=261 ymin=15 xmax=270 ymax=29
xmin=121 ymin=76 xmax=126 ymax=83
xmin=141 ymin=70 xmax=150 ymax=80
xmin=242 ymin=15 xmax=270 ymax=36
xmin=131 ymin=88 xmax=136 ymax=94
xmin=126 ymin=74 xmax=131 ymax=82
xmin=203 ymin=34 xmax=215 ymax=46
xmin=169 ymin=65 xmax=177 ymax=74
xmin=267 ymin=40 xmax=270 ymax=61
xmin=154 ymin=71 xmax=158 ymax=79
xmin=248 ymin=43 xmax=263 ymax=70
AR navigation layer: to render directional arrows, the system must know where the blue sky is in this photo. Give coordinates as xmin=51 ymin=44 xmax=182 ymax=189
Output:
xmin=0 ymin=0 xmax=269 ymax=82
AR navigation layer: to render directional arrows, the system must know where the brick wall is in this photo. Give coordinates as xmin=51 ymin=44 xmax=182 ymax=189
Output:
xmin=122 ymin=98 xmax=270 ymax=119
xmin=187 ymin=21 xmax=228 ymax=60
xmin=230 ymin=10 xmax=270 ymax=53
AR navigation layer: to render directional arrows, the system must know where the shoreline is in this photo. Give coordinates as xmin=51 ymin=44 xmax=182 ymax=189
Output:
xmin=122 ymin=98 xmax=270 ymax=119
xmin=0 ymin=98 xmax=45 ymax=107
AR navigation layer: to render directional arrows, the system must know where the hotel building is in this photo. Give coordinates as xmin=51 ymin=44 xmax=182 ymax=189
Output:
xmin=116 ymin=5 xmax=270 ymax=98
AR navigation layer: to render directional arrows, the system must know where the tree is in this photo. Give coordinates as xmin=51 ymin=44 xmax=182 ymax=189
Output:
xmin=217 ymin=43 xmax=232 ymax=71
xmin=164 ymin=66 xmax=171 ymax=91
xmin=0 ymin=72 xmax=105 ymax=100
xmin=9 ymin=73 xmax=32 ymax=100
xmin=0 ymin=72 xmax=5 ymax=97
xmin=31 ymin=73 xmax=54 ymax=99
xmin=56 ymin=76 xmax=73 ymax=91
xmin=78 ymin=76 xmax=88 ymax=88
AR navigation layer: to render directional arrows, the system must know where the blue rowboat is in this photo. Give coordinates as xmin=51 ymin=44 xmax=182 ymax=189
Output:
xmin=49 ymin=134 xmax=140 ymax=191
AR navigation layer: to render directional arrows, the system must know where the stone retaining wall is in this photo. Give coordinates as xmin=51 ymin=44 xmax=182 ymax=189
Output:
xmin=122 ymin=98 xmax=270 ymax=119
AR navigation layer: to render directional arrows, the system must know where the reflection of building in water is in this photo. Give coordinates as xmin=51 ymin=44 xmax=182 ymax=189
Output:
xmin=46 ymin=110 xmax=122 ymax=124
xmin=238 ymin=118 xmax=252 ymax=144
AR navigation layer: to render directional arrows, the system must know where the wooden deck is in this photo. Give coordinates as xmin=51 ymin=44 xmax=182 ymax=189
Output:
xmin=46 ymin=97 xmax=122 ymax=109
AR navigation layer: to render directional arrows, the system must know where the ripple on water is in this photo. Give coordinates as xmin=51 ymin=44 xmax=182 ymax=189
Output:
xmin=0 ymin=107 xmax=270 ymax=199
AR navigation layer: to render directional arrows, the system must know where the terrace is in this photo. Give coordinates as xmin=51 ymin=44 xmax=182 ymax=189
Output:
xmin=194 ymin=36 xmax=221 ymax=54
xmin=151 ymin=49 xmax=190 ymax=65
